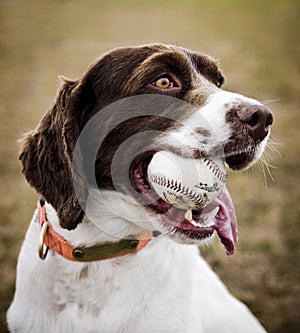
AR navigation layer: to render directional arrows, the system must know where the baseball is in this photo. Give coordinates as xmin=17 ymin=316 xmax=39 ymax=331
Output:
xmin=147 ymin=151 xmax=227 ymax=212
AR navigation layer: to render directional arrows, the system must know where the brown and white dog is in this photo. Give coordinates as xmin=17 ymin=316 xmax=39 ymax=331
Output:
xmin=7 ymin=44 xmax=272 ymax=333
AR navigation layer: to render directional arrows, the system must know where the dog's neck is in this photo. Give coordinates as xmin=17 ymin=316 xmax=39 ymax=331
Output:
xmin=41 ymin=209 xmax=149 ymax=262
xmin=45 ymin=189 xmax=155 ymax=247
xmin=39 ymin=199 xmax=201 ymax=269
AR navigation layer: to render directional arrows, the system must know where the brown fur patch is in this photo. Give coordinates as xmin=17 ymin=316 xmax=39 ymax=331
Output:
xmin=19 ymin=44 xmax=223 ymax=229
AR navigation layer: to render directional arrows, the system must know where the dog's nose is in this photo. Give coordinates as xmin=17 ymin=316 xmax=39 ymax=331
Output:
xmin=237 ymin=105 xmax=273 ymax=141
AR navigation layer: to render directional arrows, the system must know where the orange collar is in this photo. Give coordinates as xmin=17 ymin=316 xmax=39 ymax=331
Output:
xmin=37 ymin=199 xmax=159 ymax=262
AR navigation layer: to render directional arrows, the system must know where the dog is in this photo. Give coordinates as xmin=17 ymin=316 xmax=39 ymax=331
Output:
xmin=7 ymin=44 xmax=273 ymax=333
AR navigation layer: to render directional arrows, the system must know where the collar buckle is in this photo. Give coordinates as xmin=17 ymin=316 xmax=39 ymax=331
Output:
xmin=38 ymin=221 xmax=49 ymax=260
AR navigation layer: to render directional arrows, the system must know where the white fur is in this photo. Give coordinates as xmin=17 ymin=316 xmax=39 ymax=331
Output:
xmin=160 ymin=90 xmax=267 ymax=160
xmin=7 ymin=87 xmax=270 ymax=332
xmin=7 ymin=190 xmax=266 ymax=333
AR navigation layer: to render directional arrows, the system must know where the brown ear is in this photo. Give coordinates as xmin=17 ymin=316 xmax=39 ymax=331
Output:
xmin=20 ymin=78 xmax=89 ymax=230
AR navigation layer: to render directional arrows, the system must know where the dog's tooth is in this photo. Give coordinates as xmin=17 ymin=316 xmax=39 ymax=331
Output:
xmin=190 ymin=219 xmax=201 ymax=227
xmin=185 ymin=210 xmax=202 ymax=227
xmin=184 ymin=209 xmax=193 ymax=222
xmin=182 ymin=206 xmax=220 ymax=229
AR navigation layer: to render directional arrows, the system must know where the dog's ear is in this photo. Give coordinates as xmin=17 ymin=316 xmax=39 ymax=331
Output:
xmin=20 ymin=78 xmax=93 ymax=230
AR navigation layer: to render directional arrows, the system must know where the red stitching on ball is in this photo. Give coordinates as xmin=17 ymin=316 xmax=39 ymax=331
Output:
xmin=149 ymin=174 xmax=207 ymax=208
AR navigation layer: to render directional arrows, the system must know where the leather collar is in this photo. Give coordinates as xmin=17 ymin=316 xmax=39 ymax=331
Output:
xmin=37 ymin=198 xmax=159 ymax=262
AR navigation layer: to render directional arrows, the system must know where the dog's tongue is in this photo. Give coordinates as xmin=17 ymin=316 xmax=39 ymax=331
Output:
xmin=214 ymin=186 xmax=238 ymax=256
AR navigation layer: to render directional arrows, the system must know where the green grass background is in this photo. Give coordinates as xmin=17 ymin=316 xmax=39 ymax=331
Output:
xmin=0 ymin=0 xmax=299 ymax=332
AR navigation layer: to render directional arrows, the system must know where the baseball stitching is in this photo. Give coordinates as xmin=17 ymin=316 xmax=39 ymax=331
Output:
xmin=148 ymin=159 xmax=226 ymax=207
xmin=203 ymin=159 xmax=227 ymax=183
xmin=149 ymin=174 xmax=207 ymax=207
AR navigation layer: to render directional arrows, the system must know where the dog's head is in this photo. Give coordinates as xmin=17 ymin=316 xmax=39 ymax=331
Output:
xmin=20 ymin=44 xmax=273 ymax=255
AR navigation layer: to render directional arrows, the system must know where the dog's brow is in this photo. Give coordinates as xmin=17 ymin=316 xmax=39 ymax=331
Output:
xmin=188 ymin=52 xmax=222 ymax=84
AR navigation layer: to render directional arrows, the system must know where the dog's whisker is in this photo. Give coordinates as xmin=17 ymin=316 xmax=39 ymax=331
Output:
xmin=261 ymin=98 xmax=280 ymax=105
xmin=267 ymin=135 xmax=282 ymax=149
xmin=267 ymin=138 xmax=281 ymax=147
xmin=261 ymin=156 xmax=276 ymax=184
xmin=267 ymin=144 xmax=281 ymax=157
xmin=263 ymin=160 xmax=277 ymax=169
xmin=263 ymin=137 xmax=281 ymax=162
xmin=261 ymin=149 xmax=273 ymax=162
xmin=267 ymin=138 xmax=281 ymax=148
xmin=260 ymin=160 xmax=269 ymax=190
xmin=255 ymin=159 xmax=270 ymax=190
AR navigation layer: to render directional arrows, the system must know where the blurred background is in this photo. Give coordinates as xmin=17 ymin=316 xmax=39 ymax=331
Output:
xmin=0 ymin=0 xmax=299 ymax=332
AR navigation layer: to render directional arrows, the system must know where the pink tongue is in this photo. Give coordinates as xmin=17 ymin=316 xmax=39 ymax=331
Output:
xmin=213 ymin=186 xmax=238 ymax=256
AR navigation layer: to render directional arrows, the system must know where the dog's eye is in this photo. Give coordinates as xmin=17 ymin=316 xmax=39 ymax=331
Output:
xmin=153 ymin=77 xmax=174 ymax=89
xmin=148 ymin=74 xmax=180 ymax=92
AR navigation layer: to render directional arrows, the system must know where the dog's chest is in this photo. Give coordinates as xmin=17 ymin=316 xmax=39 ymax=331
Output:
xmin=43 ymin=240 xmax=205 ymax=333
xmin=8 ymin=220 xmax=266 ymax=333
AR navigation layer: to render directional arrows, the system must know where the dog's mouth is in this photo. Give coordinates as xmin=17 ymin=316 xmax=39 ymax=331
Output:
xmin=224 ymin=139 xmax=257 ymax=170
xmin=130 ymin=152 xmax=238 ymax=256
xmin=225 ymin=151 xmax=256 ymax=171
